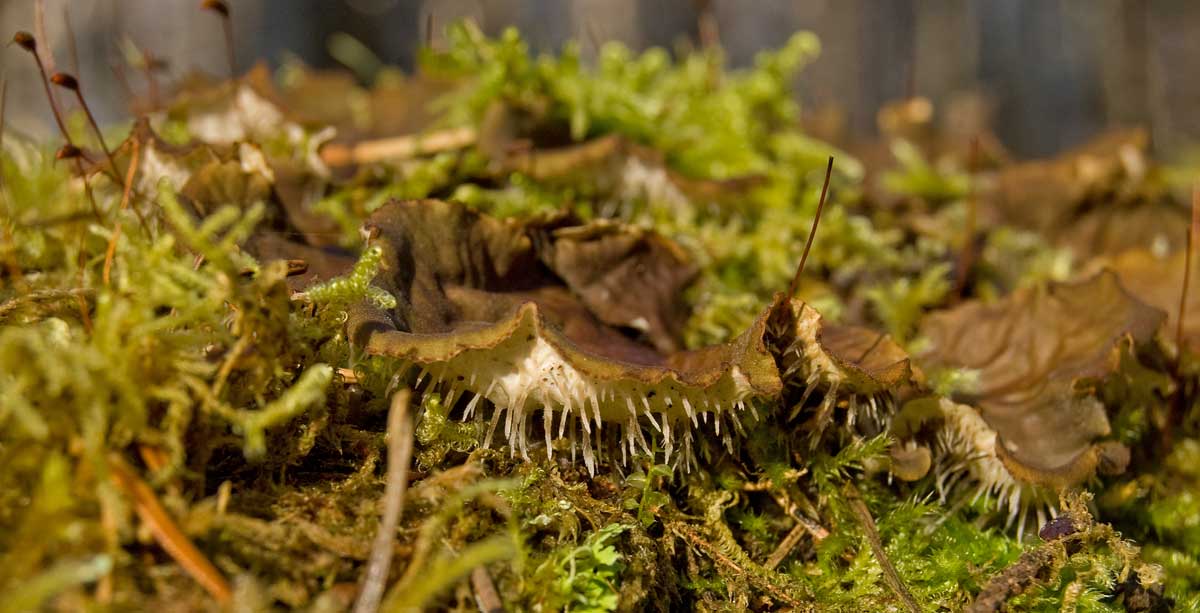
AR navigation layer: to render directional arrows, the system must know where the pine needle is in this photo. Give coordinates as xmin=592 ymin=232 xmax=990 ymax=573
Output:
xmin=788 ymin=156 xmax=834 ymax=298
xmin=108 ymin=454 xmax=232 ymax=605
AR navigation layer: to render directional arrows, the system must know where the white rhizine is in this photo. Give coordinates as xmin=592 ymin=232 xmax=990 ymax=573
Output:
xmin=396 ymin=300 xmax=902 ymax=477
xmin=934 ymin=398 xmax=1057 ymax=541
xmin=397 ymin=317 xmax=763 ymax=475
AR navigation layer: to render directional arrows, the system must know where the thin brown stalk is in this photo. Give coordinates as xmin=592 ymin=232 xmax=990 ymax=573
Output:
xmin=793 ymin=512 xmax=830 ymax=542
xmin=844 ymin=484 xmax=920 ymax=613
xmin=122 ymin=39 xmax=166 ymax=108
xmin=1176 ymin=184 xmax=1199 ymax=361
xmin=34 ymin=0 xmax=54 ymax=74
xmin=765 ymin=521 xmax=807 ymax=570
xmin=110 ymin=63 xmax=136 ymax=106
xmin=953 ymin=136 xmax=981 ymax=302
xmin=95 ymin=486 xmax=118 ymax=603
xmin=12 ymin=32 xmax=72 ymax=144
xmin=103 ymin=218 xmax=123 ymax=287
xmin=144 ymin=52 xmax=165 ymax=108
xmin=52 ymin=73 xmax=124 ymax=190
xmin=353 ymin=389 xmax=415 ymax=613
xmin=62 ymin=5 xmax=79 ymax=76
xmin=201 ymin=1 xmax=236 ymax=77
xmin=470 ymin=567 xmax=504 ymax=613
xmin=210 ymin=333 xmax=250 ymax=398
xmin=108 ymin=454 xmax=233 ymax=605
xmin=788 ymin=156 xmax=834 ymax=298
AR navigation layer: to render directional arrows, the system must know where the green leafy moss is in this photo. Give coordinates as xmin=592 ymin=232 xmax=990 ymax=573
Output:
xmin=0 ymin=21 xmax=1190 ymax=613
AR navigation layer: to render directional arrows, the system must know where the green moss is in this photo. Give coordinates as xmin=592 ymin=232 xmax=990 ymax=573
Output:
xmin=0 ymin=21 xmax=1189 ymax=613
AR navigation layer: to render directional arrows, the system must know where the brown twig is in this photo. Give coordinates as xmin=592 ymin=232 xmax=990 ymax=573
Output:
xmin=353 ymin=389 xmax=415 ymax=613
xmin=792 ymin=512 xmax=830 ymax=542
xmin=110 ymin=62 xmax=137 ymax=108
xmin=966 ymin=536 xmax=1076 ymax=613
xmin=844 ymin=484 xmax=920 ymax=613
xmin=1165 ymin=184 xmax=1200 ymax=451
xmin=788 ymin=156 xmax=834 ymax=298
xmin=320 ymin=127 xmax=477 ymax=167
xmin=108 ymin=454 xmax=233 ymax=604
xmin=210 ymin=333 xmax=250 ymax=398
xmin=470 ymin=566 xmax=505 ymax=613
xmin=765 ymin=521 xmax=808 ymax=570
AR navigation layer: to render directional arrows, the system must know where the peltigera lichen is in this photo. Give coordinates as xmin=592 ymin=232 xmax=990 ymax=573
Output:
xmin=895 ymin=271 xmax=1162 ymax=537
xmin=338 ymin=198 xmax=913 ymax=473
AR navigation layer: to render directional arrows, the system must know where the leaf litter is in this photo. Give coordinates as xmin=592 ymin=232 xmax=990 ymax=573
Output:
xmin=0 ymin=13 xmax=1195 ymax=613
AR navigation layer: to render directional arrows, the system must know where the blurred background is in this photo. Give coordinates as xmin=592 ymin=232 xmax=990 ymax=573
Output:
xmin=1 ymin=0 xmax=1198 ymax=158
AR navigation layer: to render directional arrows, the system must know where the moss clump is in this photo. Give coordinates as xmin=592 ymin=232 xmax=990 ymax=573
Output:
xmin=0 ymin=19 xmax=1193 ymax=613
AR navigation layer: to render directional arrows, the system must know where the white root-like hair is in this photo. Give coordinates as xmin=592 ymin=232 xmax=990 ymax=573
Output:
xmin=931 ymin=399 xmax=1058 ymax=541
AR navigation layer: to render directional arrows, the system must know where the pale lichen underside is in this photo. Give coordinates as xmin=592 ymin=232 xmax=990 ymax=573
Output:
xmin=931 ymin=399 xmax=1059 ymax=540
xmin=345 ymin=199 xmax=915 ymax=474
xmin=357 ymin=295 xmax=914 ymax=474
xmin=360 ymin=301 xmax=782 ymax=474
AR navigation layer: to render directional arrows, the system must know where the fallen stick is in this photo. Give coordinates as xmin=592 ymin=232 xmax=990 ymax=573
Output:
xmin=353 ymin=389 xmax=415 ymax=613
xmin=470 ymin=566 xmax=504 ymax=613
xmin=320 ymin=127 xmax=476 ymax=167
xmin=844 ymin=484 xmax=920 ymax=613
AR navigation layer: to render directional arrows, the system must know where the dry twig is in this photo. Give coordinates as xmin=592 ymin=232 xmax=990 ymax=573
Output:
xmin=320 ymin=127 xmax=477 ymax=167
xmin=353 ymin=389 xmax=415 ymax=613
xmin=844 ymin=484 xmax=920 ymax=613
xmin=470 ymin=566 xmax=505 ymax=613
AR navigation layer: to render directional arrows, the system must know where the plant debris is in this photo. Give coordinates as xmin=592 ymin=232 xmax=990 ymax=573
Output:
xmin=2 ymin=14 xmax=1199 ymax=613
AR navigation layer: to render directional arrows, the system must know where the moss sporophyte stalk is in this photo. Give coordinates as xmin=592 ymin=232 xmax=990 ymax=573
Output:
xmin=0 ymin=15 xmax=1193 ymax=612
